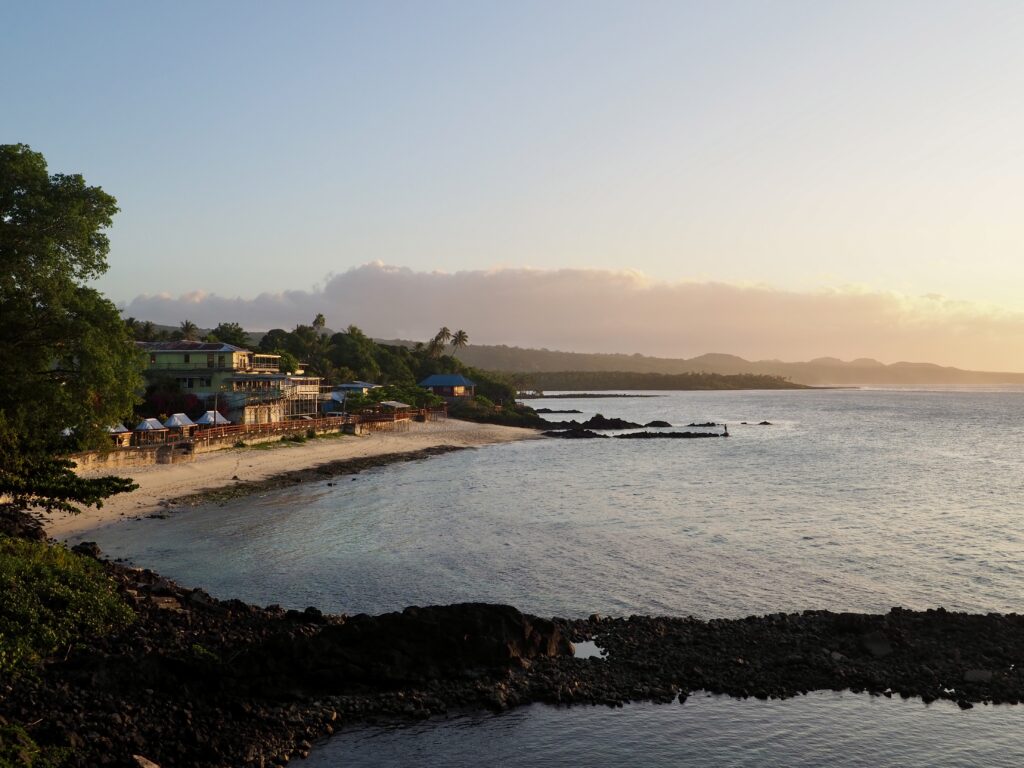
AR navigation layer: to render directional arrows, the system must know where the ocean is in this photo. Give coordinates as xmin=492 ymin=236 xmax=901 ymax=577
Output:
xmin=83 ymin=389 xmax=1024 ymax=765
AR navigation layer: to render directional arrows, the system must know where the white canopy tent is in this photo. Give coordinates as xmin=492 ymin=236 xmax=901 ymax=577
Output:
xmin=195 ymin=410 xmax=231 ymax=425
xmin=163 ymin=413 xmax=196 ymax=428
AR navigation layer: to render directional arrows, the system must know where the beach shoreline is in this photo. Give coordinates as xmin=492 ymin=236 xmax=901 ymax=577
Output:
xmin=48 ymin=418 xmax=540 ymax=540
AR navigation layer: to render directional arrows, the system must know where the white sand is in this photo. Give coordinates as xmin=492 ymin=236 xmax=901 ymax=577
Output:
xmin=48 ymin=419 xmax=540 ymax=540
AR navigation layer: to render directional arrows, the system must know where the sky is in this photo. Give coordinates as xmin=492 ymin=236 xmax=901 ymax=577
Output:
xmin=4 ymin=1 xmax=1024 ymax=368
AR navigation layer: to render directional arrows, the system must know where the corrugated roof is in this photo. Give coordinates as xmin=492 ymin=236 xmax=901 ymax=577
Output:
xmin=136 ymin=341 xmax=250 ymax=353
xmin=106 ymin=423 xmax=130 ymax=433
xmin=135 ymin=418 xmax=166 ymax=431
xmin=418 ymin=373 xmax=476 ymax=387
xmin=380 ymin=400 xmax=411 ymax=409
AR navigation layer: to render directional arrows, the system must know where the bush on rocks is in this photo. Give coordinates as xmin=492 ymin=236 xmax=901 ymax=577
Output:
xmin=0 ymin=536 xmax=134 ymax=677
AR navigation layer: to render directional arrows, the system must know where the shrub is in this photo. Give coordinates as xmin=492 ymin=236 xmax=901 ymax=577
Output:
xmin=0 ymin=722 xmax=69 ymax=768
xmin=0 ymin=537 xmax=134 ymax=677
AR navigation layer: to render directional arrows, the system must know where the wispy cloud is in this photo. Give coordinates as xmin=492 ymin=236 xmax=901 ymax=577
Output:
xmin=122 ymin=262 xmax=1024 ymax=371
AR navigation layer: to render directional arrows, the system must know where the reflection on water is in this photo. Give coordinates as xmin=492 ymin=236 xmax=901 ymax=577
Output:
xmin=83 ymin=390 xmax=1024 ymax=765
xmin=305 ymin=694 xmax=1024 ymax=767
xmin=87 ymin=390 xmax=1024 ymax=619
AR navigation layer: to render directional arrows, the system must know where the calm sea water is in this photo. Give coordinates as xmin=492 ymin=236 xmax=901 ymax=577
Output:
xmin=83 ymin=389 xmax=1024 ymax=765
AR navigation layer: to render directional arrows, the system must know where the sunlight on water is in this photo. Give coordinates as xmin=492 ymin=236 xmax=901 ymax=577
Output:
xmin=90 ymin=390 xmax=1024 ymax=619
xmin=305 ymin=694 xmax=1024 ymax=768
xmin=84 ymin=390 xmax=1024 ymax=765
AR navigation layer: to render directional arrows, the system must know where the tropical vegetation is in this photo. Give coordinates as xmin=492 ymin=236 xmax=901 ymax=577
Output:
xmin=0 ymin=143 xmax=140 ymax=513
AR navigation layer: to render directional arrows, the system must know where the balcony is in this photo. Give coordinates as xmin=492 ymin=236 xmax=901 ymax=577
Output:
xmin=144 ymin=362 xmax=280 ymax=373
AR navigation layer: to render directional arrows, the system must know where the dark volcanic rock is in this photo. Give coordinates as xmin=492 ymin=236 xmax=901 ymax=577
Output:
xmin=71 ymin=541 xmax=103 ymax=559
xmin=581 ymin=414 xmax=642 ymax=429
xmin=615 ymin=431 xmax=722 ymax=439
xmin=549 ymin=607 xmax=1024 ymax=711
xmin=253 ymin=603 xmax=574 ymax=688
xmin=644 ymin=420 xmax=672 ymax=428
xmin=542 ymin=414 xmax=643 ymax=430
xmin=7 ymin=537 xmax=1024 ymax=768
xmin=534 ymin=408 xmax=583 ymax=414
xmin=686 ymin=422 xmax=717 ymax=427
xmin=0 ymin=504 xmax=47 ymax=541
xmin=542 ymin=429 xmax=609 ymax=439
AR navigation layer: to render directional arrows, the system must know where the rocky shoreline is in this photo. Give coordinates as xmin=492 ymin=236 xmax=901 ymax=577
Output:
xmin=159 ymin=445 xmax=467 ymax=512
xmin=5 ymin=528 xmax=1024 ymax=767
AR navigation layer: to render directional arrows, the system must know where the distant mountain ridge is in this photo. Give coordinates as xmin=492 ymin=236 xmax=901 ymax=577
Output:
xmin=131 ymin=321 xmax=1024 ymax=386
xmin=413 ymin=344 xmax=1024 ymax=387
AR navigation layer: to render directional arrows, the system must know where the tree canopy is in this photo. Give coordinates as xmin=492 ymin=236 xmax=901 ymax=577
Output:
xmin=0 ymin=144 xmax=141 ymax=513
xmin=208 ymin=321 xmax=249 ymax=347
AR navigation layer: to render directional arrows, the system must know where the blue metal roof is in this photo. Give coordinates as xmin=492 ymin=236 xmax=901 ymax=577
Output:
xmin=418 ymin=373 xmax=476 ymax=387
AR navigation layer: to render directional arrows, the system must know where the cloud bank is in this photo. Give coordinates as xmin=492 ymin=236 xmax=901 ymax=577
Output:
xmin=122 ymin=263 xmax=1024 ymax=372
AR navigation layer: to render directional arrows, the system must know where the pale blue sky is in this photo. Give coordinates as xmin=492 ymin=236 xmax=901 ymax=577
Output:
xmin=4 ymin=1 xmax=1024 ymax=314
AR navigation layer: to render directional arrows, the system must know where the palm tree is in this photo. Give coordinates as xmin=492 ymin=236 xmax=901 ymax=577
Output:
xmin=435 ymin=327 xmax=452 ymax=346
xmin=179 ymin=319 xmax=199 ymax=341
xmin=451 ymin=329 xmax=469 ymax=351
xmin=140 ymin=321 xmax=156 ymax=341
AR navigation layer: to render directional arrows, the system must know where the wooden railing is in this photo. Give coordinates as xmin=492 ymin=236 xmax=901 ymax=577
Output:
xmin=121 ymin=407 xmax=447 ymax=449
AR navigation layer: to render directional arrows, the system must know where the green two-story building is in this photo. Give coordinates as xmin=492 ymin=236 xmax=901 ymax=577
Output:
xmin=136 ymin=341 xmax=323 ymax=423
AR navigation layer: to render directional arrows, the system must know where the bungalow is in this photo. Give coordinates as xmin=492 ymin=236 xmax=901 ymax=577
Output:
xmin=418 ymin=373 xmax=476 ymax=398
xmin=106 ymin=423 xmax=131 ymax=448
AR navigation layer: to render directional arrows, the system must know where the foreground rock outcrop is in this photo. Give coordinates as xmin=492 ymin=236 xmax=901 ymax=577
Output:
xmin=547 ymin=608 xmax=1024 ymax=710
xmin=0 ymin=539 xmax=572 ymax=768
xmin=5 ymin=531 xmax=1024 ymax=766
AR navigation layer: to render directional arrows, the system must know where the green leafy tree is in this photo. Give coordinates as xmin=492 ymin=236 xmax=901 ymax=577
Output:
xmin=328 ymin=325 xmax=381 ymax=382
xmin=0 ymin=144 xmax=141 ymax=513
xmin=258 ymin=328 xmax=290 ymax=353
xmin=209 ymin=321 xmax=249 ymax=348
xmin=277 ymin=350 xmax=300 ymax=373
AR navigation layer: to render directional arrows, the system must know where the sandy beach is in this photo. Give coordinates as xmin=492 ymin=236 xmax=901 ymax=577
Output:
xmin=48 ymin=419 xmax=540 ymax=540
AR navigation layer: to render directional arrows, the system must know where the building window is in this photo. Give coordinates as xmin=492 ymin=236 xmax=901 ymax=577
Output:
xmin=186 ymin=378 xmax=194 ymax=389
xmin=218 ymin=354 xmax=226 ymax=367
xmin=201 ymin=377 xmax=212 ymax=387
xmin=183 ymin=354 xmax=190 ymax=363
xmin=149 ymin=353 xmax=157 ymax=364
xmin=207 ymin=354 xmax=215 ymax=368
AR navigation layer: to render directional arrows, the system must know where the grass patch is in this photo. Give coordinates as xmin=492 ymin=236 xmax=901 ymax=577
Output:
xmin=0 ymin=537 xmax=134 ymax=678
xmin=0 ymin=723 xmax=70 ymax=768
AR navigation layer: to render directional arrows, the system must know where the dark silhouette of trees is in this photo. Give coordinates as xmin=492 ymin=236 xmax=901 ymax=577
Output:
xmin=0 ymin=144 xmax=140 ymax=513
